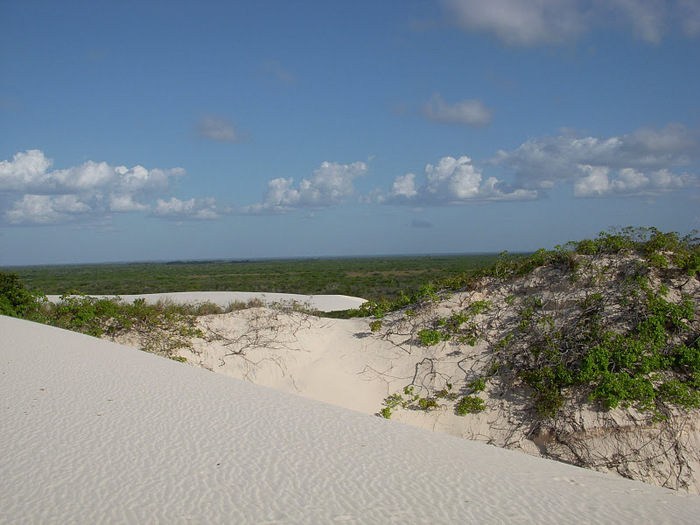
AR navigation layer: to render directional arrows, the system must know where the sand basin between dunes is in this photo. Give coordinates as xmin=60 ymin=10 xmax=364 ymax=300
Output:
xmin=2 ymin=314 xmax=700 ymax=524
xmin=45 ymin=291 xmax=367 ymax=312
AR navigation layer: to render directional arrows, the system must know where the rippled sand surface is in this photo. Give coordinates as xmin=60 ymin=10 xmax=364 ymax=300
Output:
xmin=2 ymin=315 xmax=699 ymax=524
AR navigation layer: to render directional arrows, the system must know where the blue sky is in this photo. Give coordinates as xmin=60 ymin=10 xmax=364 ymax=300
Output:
xmin=1 ymin=0 xmax=699 ymax=265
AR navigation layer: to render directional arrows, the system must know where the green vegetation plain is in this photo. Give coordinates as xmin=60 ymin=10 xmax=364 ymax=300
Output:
xmin=1 ymin=254 xmax=501 ymax=301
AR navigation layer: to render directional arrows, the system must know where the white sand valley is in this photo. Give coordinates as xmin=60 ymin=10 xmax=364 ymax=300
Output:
xmin=45 ymin=291 xmax=367 ymax=313
xmin=2 ymin=315 xmax=700 ymax=523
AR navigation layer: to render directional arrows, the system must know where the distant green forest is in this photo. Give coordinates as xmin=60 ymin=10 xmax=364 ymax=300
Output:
xmin=1 ymin=254 xmax=502 ymax=302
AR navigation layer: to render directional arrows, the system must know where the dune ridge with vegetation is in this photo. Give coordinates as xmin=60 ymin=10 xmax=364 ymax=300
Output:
xmin=2 ymin=226 xmax=700 ymax=492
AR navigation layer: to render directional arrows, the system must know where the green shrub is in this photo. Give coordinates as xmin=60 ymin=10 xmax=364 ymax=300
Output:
xmin=48 ymin=294 xmax=120 ymax=337
xmin=193 ymin=301 xmax=223 ymax=315
xmin=456 ymin=396 xmax=485 ymax=415
xmin=468 ymin=377 xmax=487 ymax=392
xmin=656 ymin=380 xmax=700 ymax=409
xmin=417 ymin=397 xmax=439 ymax=410
xmin=0 ymin=272 xmax=45 ymax=318
xmin=224 ymin=300 xmax=248 ymax=312
xmin=520 ymin=366 xmax=570 ymax=418
xmin=435 ymin=386 xmax=458 ymax=400
xmin=468 ymin=300 xmax=492 ymax=315
xmin=418 ymin=329 xmax=448 ymax=346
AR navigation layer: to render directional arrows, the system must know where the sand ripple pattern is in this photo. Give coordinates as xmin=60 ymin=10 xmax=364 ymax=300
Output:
xmin=2 ymin=316 xmax=699 ymax=524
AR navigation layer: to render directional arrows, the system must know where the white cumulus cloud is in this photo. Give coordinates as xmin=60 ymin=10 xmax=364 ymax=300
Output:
xmin=440 ymin=0 xmax=699 ymax=45
xmin=390 ymin=173 xmax=419 ymax=199
xmin=386 ymin=156 xmax=537 ymax=205
xmin=0 ymin=150 xmax=53 ymax=191
xmin=6 ymin=194 xmax=93 ymax=225
xmin=154 ymin=197 xmax=220 ymax=220
xmin=0 ymin=150 xmax=215 ymax=225
xmin=246 ymin=161 xmax=368 ymax=213
xmin=0 ymin=150 xmax=182 ymax=196
xmin=493 ymin=123 xmax=698 ymax=197
xmin=440 ymin=0 xmax=586 ymax=46
xmin=574 ymin=166 xmax=692 ymax=197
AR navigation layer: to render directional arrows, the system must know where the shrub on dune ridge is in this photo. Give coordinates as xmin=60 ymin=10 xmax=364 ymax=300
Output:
xmin=367 ymin=227 xmax=700 ymax=492
xmin=373 ymin=226 xmax=700 ymax=421
xmin=50 ymin=295 xmax=203 ymax=358
xmin=0 ymin=280 xmax=202 ymax=360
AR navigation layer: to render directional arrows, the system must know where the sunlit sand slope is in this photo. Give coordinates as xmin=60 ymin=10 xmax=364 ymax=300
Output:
xmin=2 ymin=316 xmax=699 ymax=524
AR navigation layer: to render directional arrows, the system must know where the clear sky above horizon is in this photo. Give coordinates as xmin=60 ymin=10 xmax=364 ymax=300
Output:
xmin=1 ymin=0 xmax=699 ymax=265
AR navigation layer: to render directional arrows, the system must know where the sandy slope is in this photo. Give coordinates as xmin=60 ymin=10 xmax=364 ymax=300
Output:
xmin=114 ymin=273 xmax=699 ymax=494
xmin=3 ymin=315 xmax=700 ymax=523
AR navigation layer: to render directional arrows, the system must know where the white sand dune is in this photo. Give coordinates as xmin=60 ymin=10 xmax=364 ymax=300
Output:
xmin=45 ymin=291 xmax=367 ymax=312
xmin=2 ymin=315 xmax=700 ymax=523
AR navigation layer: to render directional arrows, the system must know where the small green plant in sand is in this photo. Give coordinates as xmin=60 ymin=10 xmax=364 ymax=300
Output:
xmin=435 ymin=383 xmax=458 ymax=401
xmin=369 ymin=320 xmax=383 ymax=332
xmin=415 ymin=302 xmax=489 ymax=347
xmin=380 ymin=385 xmax=449 ymax=418
xmin=418 ymin=329 xmax=449 ymax=346
xmin=468 ymin=377 xmax=487 ymax=393
xmin=455 ymin=396 xmax=485 ymax=415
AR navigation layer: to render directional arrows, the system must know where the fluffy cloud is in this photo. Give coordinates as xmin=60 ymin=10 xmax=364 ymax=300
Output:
xmin=440 ymin=0 xmax=586 ymax=46
xmin=5 ymin=194 xmax=93 ymax=225
xmin=0 ymin=150 xmax=214 ymax=225
xmin=246 ymin=161 xmax=368 ymax=213
xmin=423 ymin=94 xmax=493 ymax=128
xmin=0 ymin=149 xmax=53 ymax=191
xmin=493 ymin=123 xmax=698 ymax=196
xmin=386 ymin=156 xmax=538 ymax=205
xmin=390 ymin=173 xmax=419 ymax=199
xmin=0 ymin=150 xmax=182 ymax=196
xmin=574 ymin=166 xmax=691 ymax=197
xmin=154 ymin=197 xmax=219 ymax=220
xmin=196 ymin=114 xmax=244 ymax=143
xmin=440 ymin=0 xmax=700 ymax=45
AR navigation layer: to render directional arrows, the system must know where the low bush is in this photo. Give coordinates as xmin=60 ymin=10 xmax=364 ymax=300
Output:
xmin=456 ymin=396 xmax=485 ymax=415
xmin=418 ymin=329 xmax=449 ymax=346
xmin=0 ymin=272 xmax=45 ymax=318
